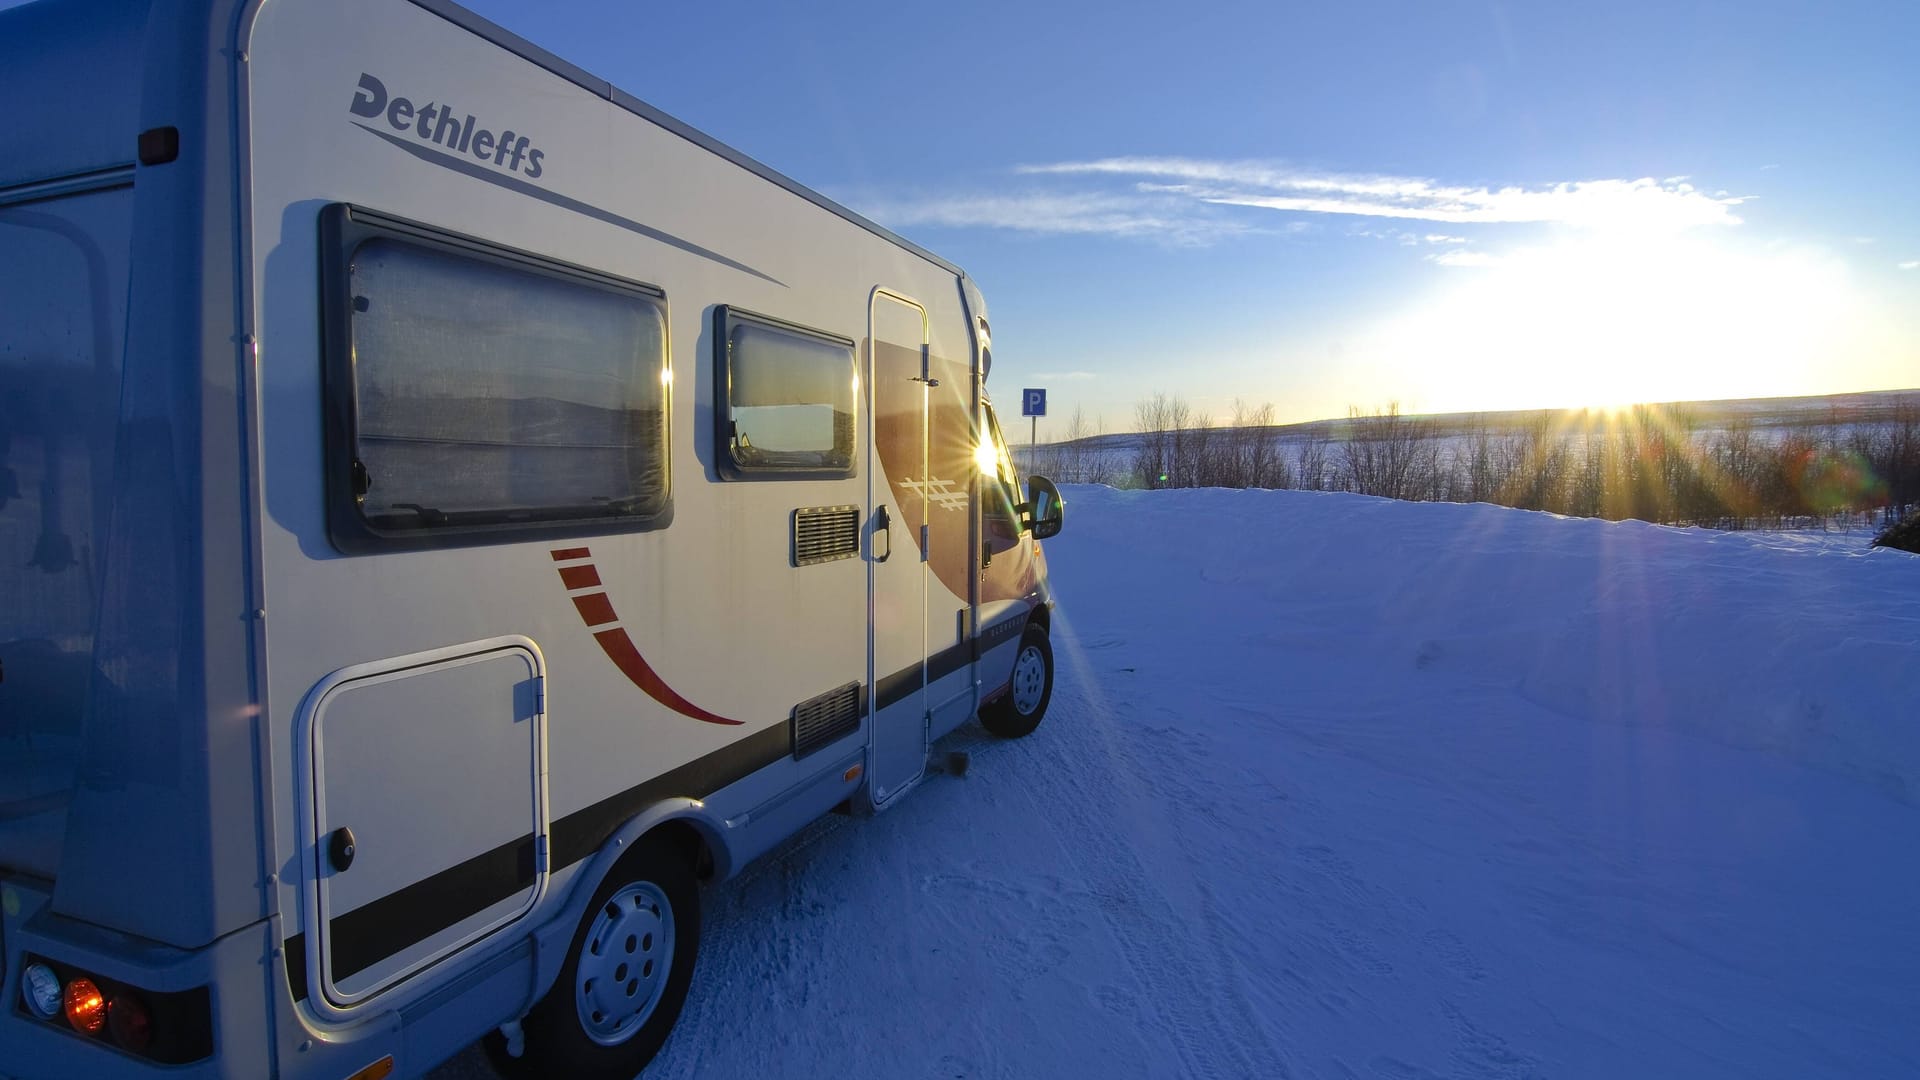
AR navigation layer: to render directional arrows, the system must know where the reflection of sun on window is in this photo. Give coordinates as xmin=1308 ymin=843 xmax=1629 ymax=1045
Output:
xmin=973 ymin=440 xmax=1000 ymax=477
xmin=719 ymin=312 xmax=857 ymax=478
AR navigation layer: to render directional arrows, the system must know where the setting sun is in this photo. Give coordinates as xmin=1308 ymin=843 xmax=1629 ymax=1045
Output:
xmin=1370 ymin=232 xmax=1871 ymax=414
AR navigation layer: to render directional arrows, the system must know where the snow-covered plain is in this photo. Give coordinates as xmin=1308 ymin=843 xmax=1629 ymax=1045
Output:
xmin=436 ymin=486 xmax=1920 ymax=1080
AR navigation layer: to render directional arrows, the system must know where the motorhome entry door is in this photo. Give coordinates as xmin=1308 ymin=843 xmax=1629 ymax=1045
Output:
xmin=868 ymin=290 xmax=932 ymax=804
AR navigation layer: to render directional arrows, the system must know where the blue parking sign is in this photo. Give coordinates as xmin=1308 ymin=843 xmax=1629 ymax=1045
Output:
xmin=1022 ymin=388 xmax=1047 ymax=417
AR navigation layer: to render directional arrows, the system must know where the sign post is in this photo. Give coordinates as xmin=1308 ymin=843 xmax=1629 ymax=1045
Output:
xmin=1021 ymin=388 xmax=1047 ymax=467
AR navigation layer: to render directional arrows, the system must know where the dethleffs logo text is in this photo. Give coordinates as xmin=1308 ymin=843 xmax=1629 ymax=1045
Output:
xmin=348 ymin=72 xmax=546 ymax=179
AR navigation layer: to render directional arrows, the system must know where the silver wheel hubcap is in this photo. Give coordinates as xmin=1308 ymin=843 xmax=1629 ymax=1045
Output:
xmin=1011 ymin=644 xmax=1047 ymax=714
xmin=575 ymin=881 xmax=674 ymax=1046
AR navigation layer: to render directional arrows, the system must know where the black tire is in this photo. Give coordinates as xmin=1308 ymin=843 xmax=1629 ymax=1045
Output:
xmin=485 ymin=835 xmax=699 ymax=1080
xmin=979 ymin=622 xmax=1053 ymax=739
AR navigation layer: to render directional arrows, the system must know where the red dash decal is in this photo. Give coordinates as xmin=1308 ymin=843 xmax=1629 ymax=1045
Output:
xmin=571 ymin=592 xmax=619 ymax=627
xmin=550 ymin=546 xmax=743 ymax=726
xmin=592 ymin=629 xmax=744 ymax=726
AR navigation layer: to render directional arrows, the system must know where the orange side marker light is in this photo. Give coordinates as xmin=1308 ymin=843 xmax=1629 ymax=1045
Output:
xmin=63 ymin=978 xmax=106 ymax=1034
xmin=346 ymin=1055 xmax=396 ymax=1080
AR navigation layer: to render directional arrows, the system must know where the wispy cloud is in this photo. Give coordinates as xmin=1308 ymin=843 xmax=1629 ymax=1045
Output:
xmin=853 ymin=190 xmax=1249 ymax=247
xmin=1028 ymin=157 xmax=1747 ymax=230
xmin=854 ymin=157 xmax=1747 ymax=247
xmin=1428 ymin=249 xmax=1501 ymax=268
xmin=1900 ymin=260 xmax=1919 ymax=271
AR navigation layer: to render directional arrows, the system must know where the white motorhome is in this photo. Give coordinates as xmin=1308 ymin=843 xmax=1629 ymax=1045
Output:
xmin=0 ymin=1 xmax=1065 ymax=1076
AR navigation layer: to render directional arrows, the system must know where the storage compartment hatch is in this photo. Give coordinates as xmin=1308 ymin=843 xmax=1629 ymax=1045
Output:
xmin=299 ymin=638 xmax=548 ymax=1011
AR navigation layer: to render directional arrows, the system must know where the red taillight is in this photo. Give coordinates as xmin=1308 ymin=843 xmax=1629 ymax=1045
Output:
xmin=109 ymin=991 xmax=154 ymax=1052
xmin=63 ymin=978 xmax=106 ymax=1035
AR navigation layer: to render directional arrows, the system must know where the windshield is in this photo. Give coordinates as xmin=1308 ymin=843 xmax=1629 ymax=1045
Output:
xmin=0 ymin=184 xmax=132 ymax=877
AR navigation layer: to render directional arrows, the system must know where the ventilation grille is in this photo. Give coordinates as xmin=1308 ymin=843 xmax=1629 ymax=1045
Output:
xmin=792 ymin=681 xmax=861 ymax=759
xmin=793 ymin=505 xmax=860 ymax=566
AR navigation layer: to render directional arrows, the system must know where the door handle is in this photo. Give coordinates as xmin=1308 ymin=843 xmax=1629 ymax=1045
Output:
xmin=874 ymin=505 xmax=892 ymax=562
xmin=327 ymin=826 xmax=357 ymax=873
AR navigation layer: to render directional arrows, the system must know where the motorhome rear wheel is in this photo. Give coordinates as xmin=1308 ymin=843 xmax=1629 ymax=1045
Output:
xmin=484 ymin=836 xmax=699 ymax=1079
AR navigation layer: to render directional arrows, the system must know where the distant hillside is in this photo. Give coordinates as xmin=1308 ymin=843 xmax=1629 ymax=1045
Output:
xmin=1046 ymin=388 xmax=1920 ymax=453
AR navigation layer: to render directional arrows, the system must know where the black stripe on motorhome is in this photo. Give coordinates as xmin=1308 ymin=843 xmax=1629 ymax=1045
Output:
xmin=348 ymin=121 xmax=786 ymax=287
xmin=330 ymin=832 xmax=538 ymax=988
xmin=973 ymin=614 xmax=1027 ymax=658
xmin=874 ymin=640 xmax=978 ymax=713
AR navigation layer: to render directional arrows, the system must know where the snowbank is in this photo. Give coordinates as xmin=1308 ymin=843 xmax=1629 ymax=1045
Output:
xmin=1074 ymin=485 xmax=1920 ymax=804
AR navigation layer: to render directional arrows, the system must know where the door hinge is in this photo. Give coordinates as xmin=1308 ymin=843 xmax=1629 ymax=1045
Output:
xmin=533 ymin=675 xmax=547 ymax=715
xmin=534 ymin=834 xmax=550 ymax=874
xmin=919 ymin=524 xmax=930 ymax=561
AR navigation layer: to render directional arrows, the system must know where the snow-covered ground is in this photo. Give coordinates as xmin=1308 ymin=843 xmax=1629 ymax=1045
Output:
xmin=435 ymin=486 xmax=1920 ymax=1080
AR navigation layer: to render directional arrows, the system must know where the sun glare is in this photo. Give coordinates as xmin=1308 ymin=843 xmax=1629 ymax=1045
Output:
xmin=1370 ymin=233 xmax=1870 ymax=413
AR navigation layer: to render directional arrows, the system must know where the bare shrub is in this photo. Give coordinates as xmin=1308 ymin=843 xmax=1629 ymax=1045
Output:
xmin=1037 ymin=406 xmax=1115 ymax=485
xmin=1339 ymin=403 xmax=1442 ymax=501
xmin=1452 ymin=416 xmax=1507 ymax=504
xmin=1132 ymin=393 xmax=1182 ymax=488
xmin=1295 ymin=436 xmax=1332 ymax=491
xmin=1207 ymin=400 xmax=1289 ymax=489
xmin=1855 ymin=403 xmax=1920 ymax=523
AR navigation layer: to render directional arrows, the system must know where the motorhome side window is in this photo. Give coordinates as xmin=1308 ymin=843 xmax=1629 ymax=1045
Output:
xmin=322 ymin=206 xmax=670 ymax=552
xmin=713 ymin=306 xmax=856 ymax=479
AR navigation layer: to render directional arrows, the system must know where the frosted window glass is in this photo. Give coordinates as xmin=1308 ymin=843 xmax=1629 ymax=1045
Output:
xmin=349 ymin=238 xmax=667 ymax=529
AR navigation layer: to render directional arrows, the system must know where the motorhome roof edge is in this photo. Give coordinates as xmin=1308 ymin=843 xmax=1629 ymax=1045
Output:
xmin=408 ymin=0 xmax=971 ymax=282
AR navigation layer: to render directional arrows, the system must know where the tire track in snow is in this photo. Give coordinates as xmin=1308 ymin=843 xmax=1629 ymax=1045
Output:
xmin=1022 ymin=677 xmax=1291 ymax=1080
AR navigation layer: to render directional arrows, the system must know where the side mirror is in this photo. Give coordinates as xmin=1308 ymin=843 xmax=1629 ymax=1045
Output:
xmin=1026 ymin=475 xmax=1064 ymax=539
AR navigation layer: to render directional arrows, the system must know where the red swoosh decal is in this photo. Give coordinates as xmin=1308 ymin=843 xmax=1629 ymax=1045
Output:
xmin=552 ymin=548 xmax=744 ymax=726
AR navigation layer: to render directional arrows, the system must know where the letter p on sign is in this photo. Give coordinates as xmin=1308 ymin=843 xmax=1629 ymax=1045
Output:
xmin=1022 ymin=388 xmax=1047 ymax=417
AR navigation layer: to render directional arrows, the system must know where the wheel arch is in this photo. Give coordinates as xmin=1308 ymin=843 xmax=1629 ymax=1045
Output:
xmin=1026 ymin=600 xmax=1052 ymax=635
xmin=526 ymin=799 xmax=728 ymax=1012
